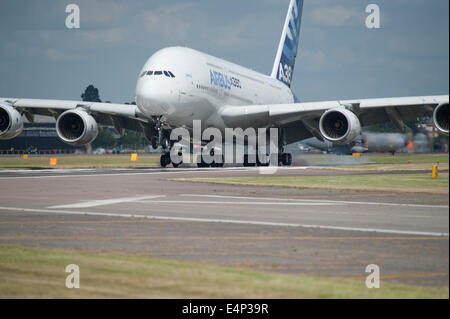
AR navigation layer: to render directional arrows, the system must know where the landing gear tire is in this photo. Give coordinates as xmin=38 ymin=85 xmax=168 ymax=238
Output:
xmin=151 ymin=137 xmax=158 ymax=149
xmin=197 ymin=161 xmax=210 ymax=168
xmin=160 ymin=153 xmax=171 ymax=168
xmin=172 ymin=150 xmax=183 ymax=168
xmin=172 ymin=162 xmax=182 ymax=168
xmin=256 ymin=154 xmax=270 ymax=167
xmin=243 ymin=154 xmax=256 ymax=167
xmin=211 ymin=154 xmax=225 ymax=167
xmin=196 ymin=155 xmax=210 ymax=168
xmin=279 ymin=153 xmax=292 ymax=166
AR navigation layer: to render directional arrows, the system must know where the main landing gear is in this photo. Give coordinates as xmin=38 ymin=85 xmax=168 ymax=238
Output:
xmin=278 ymin=127 xmax=292 ymax=166
xmin=158 ymin=127 xmax=293 ymax=168
xmin=242 ymin=153 xmax=292 ymax=167
xmin=279 ymin=152 xmax=292 ymax=166
xmin=160 ymin=149 xmax=292 ymax=168
xmin=197 ymin=148 xmax=224 ymax=168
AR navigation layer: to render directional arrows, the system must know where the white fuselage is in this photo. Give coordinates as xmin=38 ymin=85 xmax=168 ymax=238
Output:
xmin=135 ymin=47 xmax=294 ymax=131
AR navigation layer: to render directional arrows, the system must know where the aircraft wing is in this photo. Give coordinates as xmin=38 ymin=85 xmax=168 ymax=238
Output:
xmin=0 ymin=97 xmax=150 ymax=133
xmin=220 ymin=95 xmax=449 ymax=144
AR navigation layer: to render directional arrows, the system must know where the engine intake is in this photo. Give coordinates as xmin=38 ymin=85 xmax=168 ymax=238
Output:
xmin=319 ymin=108 xmax=361 ymax=144
xmin=0 ymin=104 xmax=24 ymax=140
xmin=433 ymin=103 xmax=449 ymax=136
xmin=56 ymin=109 xmax=98 ymax=146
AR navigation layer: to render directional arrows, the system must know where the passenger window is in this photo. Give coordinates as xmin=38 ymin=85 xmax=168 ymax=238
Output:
xmin=146 ymin=71 xmax=153 ymax=75
xmin=168 ymin=71 xmax=175 ymax=78
xmin=154 ymin=71 xmax=162 ymax=75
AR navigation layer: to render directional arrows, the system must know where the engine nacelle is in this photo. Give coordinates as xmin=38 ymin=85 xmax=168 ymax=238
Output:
xmin=0 ymin=104 xmax=24 ymax=140
xmin=433 ymin=103 xmax=449 ymax=136
xmin=56 ymin=108 xmax=98 ymax=146
xmin=319 ymin=108 xmax=361 ymax=144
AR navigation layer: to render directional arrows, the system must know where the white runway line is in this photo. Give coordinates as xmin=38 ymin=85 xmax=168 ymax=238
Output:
xmin=0 ymin=169 xmax=97 ymax=173
xmin=136 ymin=200 xmax=340 ymax=206
xmin=0 ymin=206 xmax=448 ymax=237
xmin=0 ymin=168 xmax=252 ymax=180
xmin=0 ymin=166 xmax=312 ymax=180
xmin=48 ymin=195 xmax=165 ymax=209
xmin=181 ymin=194 xmax=449 ymax=209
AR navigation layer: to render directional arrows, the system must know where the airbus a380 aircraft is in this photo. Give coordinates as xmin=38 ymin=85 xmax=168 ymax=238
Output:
xmin=0 ymin=0 xmax=448 ymax=167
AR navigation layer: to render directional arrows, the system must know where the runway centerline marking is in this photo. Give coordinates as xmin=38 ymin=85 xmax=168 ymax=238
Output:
xmin=48 ymin=195 xmax=165 ymax=209
xmin=0 ymin=206 xmax=448 ymax=237
xmin=181 ymin=194 xmax=449 ymax=209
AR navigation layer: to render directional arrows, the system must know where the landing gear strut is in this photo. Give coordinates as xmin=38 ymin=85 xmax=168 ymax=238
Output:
xmin=278 ymin=128 xmax=292 ymax=166
xmin=159 ymin=129 xmax=174 ymax=168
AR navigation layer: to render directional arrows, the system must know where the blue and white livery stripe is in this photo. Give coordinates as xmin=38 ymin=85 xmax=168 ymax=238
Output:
xmin=271 ymin=0 xmax=304 ymax=88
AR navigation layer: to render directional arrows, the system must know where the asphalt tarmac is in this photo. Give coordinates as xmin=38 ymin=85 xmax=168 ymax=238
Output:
xmin=0 ymin=166 xmax=448 ymax=287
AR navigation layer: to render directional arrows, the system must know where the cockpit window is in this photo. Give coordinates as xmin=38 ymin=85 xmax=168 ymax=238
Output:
xmin=143 ymin=70 xmax=175 ymax=78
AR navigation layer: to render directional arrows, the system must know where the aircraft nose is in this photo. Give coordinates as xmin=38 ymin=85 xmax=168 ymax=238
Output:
xmin=136 ymin=77 xmax=175 ymax=115
xmin=137 ymin=78 xmax=165 ymax=102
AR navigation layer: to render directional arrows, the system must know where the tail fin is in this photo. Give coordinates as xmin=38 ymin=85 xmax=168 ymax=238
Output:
xmin=270 ymin=0 xmax=304 ymax=87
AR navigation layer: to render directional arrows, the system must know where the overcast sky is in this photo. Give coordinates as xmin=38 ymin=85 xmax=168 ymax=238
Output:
xmin=0 ymin=0 xmax=448 ymax=103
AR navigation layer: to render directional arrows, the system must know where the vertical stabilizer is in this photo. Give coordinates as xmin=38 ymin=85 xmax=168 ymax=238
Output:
xmin=270 ymin=0 xmax=304 ymax=87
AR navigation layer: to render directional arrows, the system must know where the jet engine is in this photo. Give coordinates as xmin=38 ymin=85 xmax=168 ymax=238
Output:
xmin=0 ymin=104 xmax=24 ymax=140
xmin=433 ymin=103 xmax=449 ymax=136
xmin=56 ymin=108 xmax=98 ymax=146
xmin=319 ymin=108 xmax=361 ymax=144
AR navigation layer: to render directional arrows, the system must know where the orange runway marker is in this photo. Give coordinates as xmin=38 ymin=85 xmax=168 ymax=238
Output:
xmin=432 ymin=165 xmax=438 ymax=179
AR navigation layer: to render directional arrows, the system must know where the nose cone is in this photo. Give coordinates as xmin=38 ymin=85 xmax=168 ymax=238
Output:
xmin=135 ymin=47 xmax=190 ymax=116
xmin=136 ymin=76 xmax=177 ymax=116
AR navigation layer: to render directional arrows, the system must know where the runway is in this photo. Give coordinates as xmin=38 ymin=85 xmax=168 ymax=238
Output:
xmin=0 ymin=166 xmax=448 ymax=287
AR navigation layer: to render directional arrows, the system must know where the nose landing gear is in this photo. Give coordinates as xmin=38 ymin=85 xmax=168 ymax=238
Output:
xmin=160 ymin=152 xmax=171 ymax=168
xmin=159 ymin=129 xmax=180 ymax=168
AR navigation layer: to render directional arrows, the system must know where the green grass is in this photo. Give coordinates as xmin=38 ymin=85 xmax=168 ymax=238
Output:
xmin=0 ymin=154 xmax=160 ymax=169
xmin=367 ymin=154 xmax=449 ymax=164
xmin=305 ymin=153 xmax=449 ymax=171
xmin=0 ymin=245 xmax=447 ymax=299
xmin=174 ymin=173 xmax=449 ymax=194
